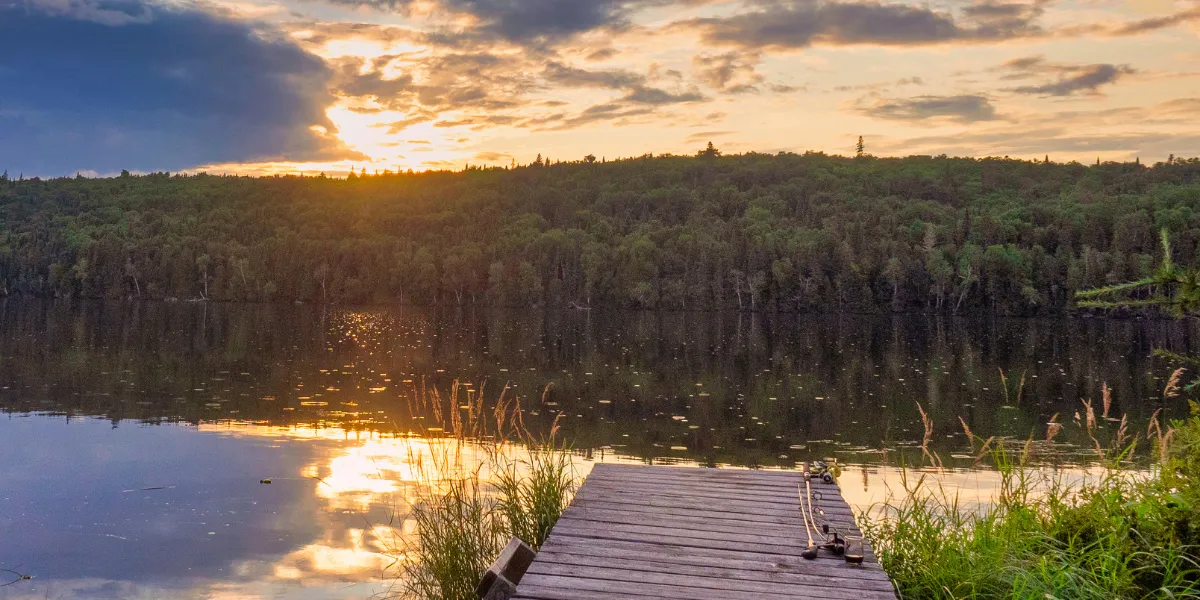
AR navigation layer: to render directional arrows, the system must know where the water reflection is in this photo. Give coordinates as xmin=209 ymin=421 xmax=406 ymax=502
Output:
xmin=0 ymin=417 xmax=404 ymax=599
xmin=1 ymin=299 xmax=1196 ymax=597
xmin=2 ymin=299 xmax=1193 ymax=466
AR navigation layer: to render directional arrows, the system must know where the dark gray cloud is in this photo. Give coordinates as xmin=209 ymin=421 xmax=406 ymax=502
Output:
xmin=1011 ymin=64 xmax=1133 ymax=96
xmin=678 ymin=0 xmax=1046 ymax=50
xmin=997 ymin=56 xmax=1136 ymax=96
xmin=451 ymin=0 xmax=628 ymax=41
xmin=858 ymin=94 xmax=999 ymax=122
xmin=0 ymin=0 xmax=360 ymax=175
xmin=322 ymin=0 xmax=685 ymax=43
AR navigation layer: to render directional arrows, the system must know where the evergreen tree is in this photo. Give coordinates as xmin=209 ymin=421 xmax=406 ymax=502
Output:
xmin=855 ymin=136 xmax=865 ymax=158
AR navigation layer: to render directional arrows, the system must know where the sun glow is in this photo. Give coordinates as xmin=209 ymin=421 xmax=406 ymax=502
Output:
xmin=325 ymin=105 xmax=466 ymax=171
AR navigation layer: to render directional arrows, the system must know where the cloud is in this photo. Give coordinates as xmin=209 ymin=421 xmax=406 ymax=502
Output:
xmin=692 ymin=51 xmax=763 ymax=90
xmin=833 ymin=76 xmax=924 ymax=92
xmin=679 ymin=0 xmax=1197 ymax=52
xmin=586 ymin=47 xmax=619 ymax=61
xmin=1062 ymin=6 xmax=1200 ymax=37
xmin=857 ymin=94 xmax=999 ymax=122
xmin=686 ymin=130 xmax=735 ymax=141
xmin=541 ymin=83 xmax=705 ymax=130
xmin=1158 ymin=98 xmax=1200 ymax=115
xmin=552 ymin=102 xmax=655 ymax=129
xmin=889 ymin=127 xmax=1200 ymax=158
xmin=678 ymin=0 xmax=1048 ymax=50
xmin=381 ymin=111 xmax=438 ymax=134
xmin=473 ymin=151 xmax=513 ymax=162
xmin=289 ymin=21 xmax=432 ymax=48
xmin=334 ymin=61 xmax=415 ymax=99
xmin=341 ymin=51 xmax=538 ymax=131
xmin=434 ymin=114 xmax=521 ymax=128
xmin=321 ymin=0 xmax=687 ymax=43
xmin=19 ymin=0 xmax=154 ymax=25
xmin=623 ymin=86 xmax=706 ymax=104
xmin=1011 ymin=65 xmax=1133 ymax=96
xmin=996 ymin=56 xmax=1136 ymax=96
xmin=543 ymin=61 xmax=646 ymax=89
xmin=0 ymin=0 xmax=360 ymax=175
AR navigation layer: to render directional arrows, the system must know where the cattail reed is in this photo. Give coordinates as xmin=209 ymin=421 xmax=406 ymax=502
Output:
xmin=1046 ymin=413 xmax=1062 ymax=443
xmin=1164 ymin=368 xmax=1184 ymax=399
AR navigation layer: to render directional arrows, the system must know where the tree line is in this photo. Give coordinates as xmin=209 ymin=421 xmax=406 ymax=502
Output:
xmin=2 ymin=150 xmax=1199 ymax=315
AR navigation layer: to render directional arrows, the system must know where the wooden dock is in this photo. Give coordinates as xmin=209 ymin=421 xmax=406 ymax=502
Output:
xmin=511 ymin=463 xmax=897 ymax=600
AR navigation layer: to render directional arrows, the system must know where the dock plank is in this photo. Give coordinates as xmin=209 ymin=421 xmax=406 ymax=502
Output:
xmin=511 ymin=463 xmax=897 ymax=599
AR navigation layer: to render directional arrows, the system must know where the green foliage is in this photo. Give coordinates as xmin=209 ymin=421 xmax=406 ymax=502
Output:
xmin=4 ymin=154 xmax=1200 ymax=313
xmin=1076 ymin=229 xmax=1200 ymax=316
xmin=861 ymin=408 xmax=1200 ymax=600
xmin=396 ymin=383 xmax=579 ymax=600
xmin=401 ymin=472 xmax=507 ymax=600
xmin=494 ymin=442 xmax=577 ymax=550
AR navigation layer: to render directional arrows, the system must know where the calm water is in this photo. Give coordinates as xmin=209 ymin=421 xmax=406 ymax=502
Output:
xmin=1 ymin=299 xmax=1195 ymax=598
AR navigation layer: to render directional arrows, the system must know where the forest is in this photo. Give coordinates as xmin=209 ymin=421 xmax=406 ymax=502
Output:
xmin=2 ymin=150 xmax=1200 ymax=315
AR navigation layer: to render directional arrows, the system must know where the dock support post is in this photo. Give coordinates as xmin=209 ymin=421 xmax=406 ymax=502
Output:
xmin=475 ymin=537 xmax=536 ymax=600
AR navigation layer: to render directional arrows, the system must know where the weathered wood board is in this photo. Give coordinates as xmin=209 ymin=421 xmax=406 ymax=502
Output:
xmin=511 ymin=463 xmax=898 ymax=600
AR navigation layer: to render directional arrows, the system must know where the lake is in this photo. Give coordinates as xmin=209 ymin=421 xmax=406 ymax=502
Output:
xmin=0 ymin=299 xmax=1194 ymax=598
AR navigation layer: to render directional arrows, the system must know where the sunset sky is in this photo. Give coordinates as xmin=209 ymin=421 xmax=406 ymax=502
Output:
xmin=1 ymin=0 xmax=1198 ymax=176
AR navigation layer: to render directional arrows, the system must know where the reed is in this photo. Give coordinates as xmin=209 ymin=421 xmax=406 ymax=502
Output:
xmin=390 ymin=380 xmax=580 ymax=600
xmin=860 ymin=393 xmax=1200 ymax=600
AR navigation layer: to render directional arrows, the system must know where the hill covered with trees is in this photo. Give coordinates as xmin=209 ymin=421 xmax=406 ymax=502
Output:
xmin=2 ymin=151 xmax=1199 ymax=315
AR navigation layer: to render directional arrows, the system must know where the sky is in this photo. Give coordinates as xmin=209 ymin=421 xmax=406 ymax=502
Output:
xmin=0 ymin=0 xmax=1198 ymax=176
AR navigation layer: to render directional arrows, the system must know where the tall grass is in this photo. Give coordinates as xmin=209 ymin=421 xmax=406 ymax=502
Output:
xmin=495 ymin=439 xmax=576 ymax=550
xmin=384 ymin=380 xmax=579 ymax=600
xmin=860 ymin=385 xmax=1200 ymax=599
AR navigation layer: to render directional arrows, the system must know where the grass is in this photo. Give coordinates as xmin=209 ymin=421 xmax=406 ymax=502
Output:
xmin=390 ymin=380 xmax=579 ymax=600
xmin=860 ymin=380 xmax=1200 ymax=600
